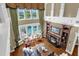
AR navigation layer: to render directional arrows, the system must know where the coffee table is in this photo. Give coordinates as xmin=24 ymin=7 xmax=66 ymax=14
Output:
xmin=36 ymin=43 xmax=51 ymax=56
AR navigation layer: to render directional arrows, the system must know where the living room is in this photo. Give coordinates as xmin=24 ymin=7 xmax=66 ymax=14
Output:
xmin=7 ymin=3 xmax=79 ymax=56
xmin=1 ymin=3 xmax=78 ymax=56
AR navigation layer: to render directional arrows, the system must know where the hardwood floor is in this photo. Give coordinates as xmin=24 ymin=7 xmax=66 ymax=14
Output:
xmin=10 ymin=44 xmax=24 ymax=56
xmin=10 ymin=38 xmax=78 ymax=56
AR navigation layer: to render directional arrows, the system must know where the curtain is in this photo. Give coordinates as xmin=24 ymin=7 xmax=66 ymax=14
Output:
xmin=10 ymin=8 xmax=19 ymax=47
xmin=10 ymin=20 xmax=16 ymax=51
xmin=39 ymin=10 xmax=44 ymax=37
xmin=6 ymin=3 xmax=44 ymax=10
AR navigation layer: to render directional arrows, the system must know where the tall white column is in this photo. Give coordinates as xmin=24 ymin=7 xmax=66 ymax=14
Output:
xmin=51 ymin=3 xmax=54 ymax=17
xmin=59 ymin=3 xmax=65 ymax=17
xmin=76 ymin=8 xmax=79 ymax=18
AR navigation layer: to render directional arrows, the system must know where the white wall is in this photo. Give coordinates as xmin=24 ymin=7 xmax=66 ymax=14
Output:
xmin=44 ymin=3 xmax=79 ymax=27
xmin=45 ymin=3 xmax=79 ymax=55
xmin=0 ymin=3 xmax=10 ymax=56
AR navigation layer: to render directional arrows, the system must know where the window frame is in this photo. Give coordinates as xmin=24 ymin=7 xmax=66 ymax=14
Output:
xmin=17 ymin=8 xmax=39 ymax=20
xmin=18 ymin=23 xmax=41 ymax=40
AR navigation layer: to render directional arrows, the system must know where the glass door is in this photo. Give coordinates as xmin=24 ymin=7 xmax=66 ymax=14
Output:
xmin=38 ymin=25 xmax=42 ymax=33
xmin=33 ymin=26 xmax=37 ymax=34
xmin=18 ymin=25 xmax=26 ymax=40
xmin=27 ymin=26 xmax=32 ymax=36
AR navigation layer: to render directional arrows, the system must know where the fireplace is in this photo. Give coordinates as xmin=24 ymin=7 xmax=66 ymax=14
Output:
xmin=50 ymin=36 xmax=56 ymax=44
xmin=47 ymin=32 xmax=61 ymax=47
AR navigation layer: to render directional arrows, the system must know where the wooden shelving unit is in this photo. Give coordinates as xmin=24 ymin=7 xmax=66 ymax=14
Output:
xmin=48 ymin=31 xmax=61 ymax=38
xmin=46 ymin=22 xmax=62 ymax=47
xmin=46 ymin=22 xmax=71 ymax=48
xmin=61 ymin=25 xmax=71 ymax=48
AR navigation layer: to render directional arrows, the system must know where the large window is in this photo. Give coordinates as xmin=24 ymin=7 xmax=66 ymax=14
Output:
xmin=18 ymin=23 xmax=42 ymax=40
xmin=17 ymin=8 xmax=39 ymax=20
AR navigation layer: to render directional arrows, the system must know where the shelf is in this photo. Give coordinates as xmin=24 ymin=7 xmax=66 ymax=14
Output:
xmin=62 ymin=30 xmax=69 ymax=33
xmin=48 ymin=31 xmax=61 ymax=38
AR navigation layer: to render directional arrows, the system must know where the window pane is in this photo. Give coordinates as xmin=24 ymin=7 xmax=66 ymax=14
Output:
xmin=27 ymin=26 xmax=32 ymax=36
xmin=18 ymin=9 xmax=24 ymax=19
xmin=20 ymin=27 xmax=26 ymax=39
xmin=21 ymin=27 xmax=26 ymax=33
xmin=38 ymin=25 xmax=41 ymax=33
xmin=33 ymin=26 xmax=37 ymax=33
xmin=31 ymin=9 xmax=37 ymax=18
xmin=25 ymin=10 xmax=31 ymax=18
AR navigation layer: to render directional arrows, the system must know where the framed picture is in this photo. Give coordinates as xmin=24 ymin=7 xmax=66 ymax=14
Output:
xmin=51 ymin=27 xmax=60 ymax=35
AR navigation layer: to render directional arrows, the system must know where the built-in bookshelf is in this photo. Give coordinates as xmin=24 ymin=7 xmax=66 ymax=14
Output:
xmin=61 ymin=25 xmax=71 ymax=48
xmin=46 ymin=22 xmax=71 ymax=48
xmin=46 ymin=22 xmax=62 ymax=47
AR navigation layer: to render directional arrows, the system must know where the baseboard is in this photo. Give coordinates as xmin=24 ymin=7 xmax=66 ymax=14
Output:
xmin=10 ymin=40 xmax=24 ymax=53
xmin=18 ymin=40 xmax=24 ymax=46
xmin=10 ymin=49 xmax=15 ymax=53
